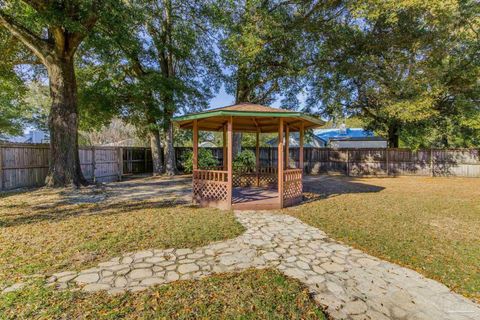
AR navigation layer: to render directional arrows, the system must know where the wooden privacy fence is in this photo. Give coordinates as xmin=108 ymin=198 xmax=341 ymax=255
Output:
xmin=0 ymin=144 xmax=153 ymax=191
xmin=79 ymin=146 xmax=122 ymax=183
xmin=302 ymin=148 xmax=480 ymax=177
xmin=0 ymin=144 xmax=49 ymax=191
xmin=0 ymin=144 xmax=122 ymax=191
xmin=1 ymin=144 xmax=479 ymax=191
xmin=177 ymin=147 xmax=480 ymax=178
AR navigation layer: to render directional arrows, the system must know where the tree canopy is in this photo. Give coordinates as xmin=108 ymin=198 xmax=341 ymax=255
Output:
xmin=304 ymin=0 xmax=480 ymax=147
xmin=0 ymin=0 xmax=479 ymax=175
xmin=0 ymin=0 xmax=125 ymax=186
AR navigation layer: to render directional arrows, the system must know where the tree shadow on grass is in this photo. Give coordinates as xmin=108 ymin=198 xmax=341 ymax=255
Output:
xmin=0 ymin=197 xmax=193 ymax=229
xmin=0 ymin=176 xmax=196 ymax=228
xmin=301 ymin=175 xmax=385 ymax=203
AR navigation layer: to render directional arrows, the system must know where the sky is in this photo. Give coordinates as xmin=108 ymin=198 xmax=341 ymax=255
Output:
xmin=207 ymin=85 xmax=296 ymax=110
xmin=208 ymin=85 xmax=235 ymax=109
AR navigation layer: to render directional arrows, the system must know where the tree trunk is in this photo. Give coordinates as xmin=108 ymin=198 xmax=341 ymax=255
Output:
xmin=387 ymin=123 xmax=400 ymax=148
xmin=440 ymin=127 xmax=449 ymax=148
xmin=232 ymin=133 xmax=242 ymax=157
xmin=149 ymin=129 xmax=163 ymax=175
xmin=164 ymin=119 xmax=176 ymax=175
xmin=233 ymin=76 xmax=250 ymax=157
xmin=44 ymin=57 xmax=87 ymax=187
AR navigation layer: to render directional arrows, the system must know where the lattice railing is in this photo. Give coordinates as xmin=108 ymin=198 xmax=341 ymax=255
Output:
xmin=283 ymin=169 xmax=302 ymax=205
xmin=233 ymin=166 xmax=277 ymax=187
xmin=193 ymin=169 xmax=228 ymax=205
xmin=258 ymin=166 xmax=278 ymax=187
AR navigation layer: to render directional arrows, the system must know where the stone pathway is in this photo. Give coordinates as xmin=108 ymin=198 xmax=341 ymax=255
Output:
xmin=44 ymin=211 xmax=479 ymax=320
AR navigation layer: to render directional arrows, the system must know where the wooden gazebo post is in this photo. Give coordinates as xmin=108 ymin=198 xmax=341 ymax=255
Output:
xmin=300 ymin=122 xmax=304 ymax=172
xmin=278 ymin=118 xmax=284 ymax=208
xmin=193 ymin=120 xmax=198 ymax=170
xmin=192 ymin=119 xmax=198 ymax=204
xmin=256 ymin=130 xmax=260 ymax=187
xmin=227 ymin=116 xmax=233 ymax=209
xmin=223 ymin=125 xmax=227 ymax=170
xmin=285 ymin=125 xmax=290 ymax=169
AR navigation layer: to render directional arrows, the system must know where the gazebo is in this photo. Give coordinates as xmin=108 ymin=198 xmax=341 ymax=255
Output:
xmin=173 ymin=103 xmax=324 ymax=210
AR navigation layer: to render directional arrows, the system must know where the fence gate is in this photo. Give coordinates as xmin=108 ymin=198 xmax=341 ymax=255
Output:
xmin=122 ymin=147 xmax=153 ymax=175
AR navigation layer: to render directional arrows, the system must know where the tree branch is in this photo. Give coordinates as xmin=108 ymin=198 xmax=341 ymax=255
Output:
xmin=67 ymin=13 xmax=98 ymax=54
xmin=10 ymin=57 xmax=44 ymax=65
xmin=0 ymin=10 xmax=51 ymax=63
xmin=22 ymin=0 xmax=48 ymax=12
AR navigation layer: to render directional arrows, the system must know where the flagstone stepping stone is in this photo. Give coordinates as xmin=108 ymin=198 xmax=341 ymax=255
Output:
xmin=114 ymin=276 xmax=128 ymax=288
xmin=129 ymin=268 xmax=152 ymax=280
xmin=165 ymin=271 xmax=180 ymax=282
xmin=321 ymin=262 xmax=345 ymax=273
xmin=342 ymin=299 xmax=368 ymax=315
xmin=141 ymin=277 xmax=165 ymax=286
xmin=2 ymin=283 xmax=25 ymax=293
xmin=75 ymin=273 xmax=99 ymax=285
xmin=178 ymin=263 xmax=199 ymax=274
xmin=262 ymin=252 xmax=280 ymax=261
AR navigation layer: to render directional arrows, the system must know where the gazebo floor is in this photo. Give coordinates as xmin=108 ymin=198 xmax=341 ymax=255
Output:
xmin=232 ymin=186 xmax=281 ymax=210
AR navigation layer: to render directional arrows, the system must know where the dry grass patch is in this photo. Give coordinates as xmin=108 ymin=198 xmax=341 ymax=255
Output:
xmin=0 ymin=185 xmax=243 ymax=287
xmin=0 ymin=269 xmax=325 ymax=319
xmin=288 ymin=176 xmax=480 ymax=302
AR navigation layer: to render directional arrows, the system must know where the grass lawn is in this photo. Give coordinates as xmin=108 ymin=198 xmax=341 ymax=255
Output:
xmin=289 ymin=175 xmax=480 ymax=302
xmin=0 ymin=180 xmax=326 ymax=318
xmin=0 ymin=185 xmax=243 ymax=287
xmin=0 ymin=269 xmax=325 ymax=319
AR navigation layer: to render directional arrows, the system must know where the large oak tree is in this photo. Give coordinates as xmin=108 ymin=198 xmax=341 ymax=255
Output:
xmin=0 ymin=0 xmax=115 ymax=186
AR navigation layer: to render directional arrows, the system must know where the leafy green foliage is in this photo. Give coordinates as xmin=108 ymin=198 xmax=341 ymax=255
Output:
xmin=182 ymin=148 xmax=219 ymax=173
xmin=240 ymin=132 xmax=277 ymax=148
xmin=0 ymin=71 xmax=49 ymax=137
xmin=78 ymin=0 xmax=222 ymax=134
xmin=0 ymin=76 xmax=26 ymax=136
xmin=1 ymin=0 xmax=479 ymax=151
xmin=233 ymin=150 xmax=256 ymax=171
xmin=0 ymin=28 xmax=30 ymax=136
xmin=216 ymin=0 xmax=321 ymax=106
xmin=305 ymin=0 xmax=480 ymax=147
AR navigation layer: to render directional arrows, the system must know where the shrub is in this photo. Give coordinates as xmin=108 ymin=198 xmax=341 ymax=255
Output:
xmin=233 ymin=150 xmax=256 ymax=171
xmin=182 ymin=149 xmax=219 ymax=173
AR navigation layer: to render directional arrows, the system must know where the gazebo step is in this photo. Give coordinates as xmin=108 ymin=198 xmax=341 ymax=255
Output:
xmin=232 ymin=200 xmax=281 ymax=211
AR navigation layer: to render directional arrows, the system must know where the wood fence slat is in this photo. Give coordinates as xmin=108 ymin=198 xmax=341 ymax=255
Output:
xmin=0 ymin=145 xmax=3 ymax=191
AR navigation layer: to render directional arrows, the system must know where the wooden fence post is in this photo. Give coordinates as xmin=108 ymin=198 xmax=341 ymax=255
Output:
xmin=430 ymin=148 xmax=434 ymax=177
xmin=92 ymin=146 xmax=96 ymax=183
xmin=118 ymin=147 xmax=123 ymax=181
xmin=0 ymin=145 xmax=3 ymax=191
xmin=386 ymin=148 xmax=389 ymax=176
xmin=256 ymin=130 xmax=260 ymax=186
xmin=346 ymin=149 xmax=350 ymax=176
